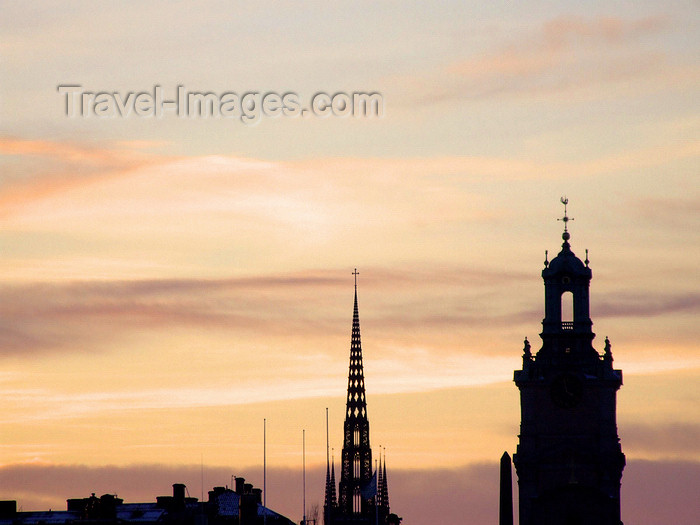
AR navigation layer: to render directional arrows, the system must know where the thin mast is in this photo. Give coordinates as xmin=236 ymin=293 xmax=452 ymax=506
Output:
xmin=303 ymin=429 xmax=307 ymax=525
xmin=326 ymin=408 xmax=330 ymax=471
xmin=264 ymin=418 xmax=267 ymax=525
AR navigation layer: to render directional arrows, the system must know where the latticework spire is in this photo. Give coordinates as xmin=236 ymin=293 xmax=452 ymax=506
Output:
xmin=346 ymin=282 xmax=367 ymax=420
xmin=338 ymin=270 xmax=373 ymax=517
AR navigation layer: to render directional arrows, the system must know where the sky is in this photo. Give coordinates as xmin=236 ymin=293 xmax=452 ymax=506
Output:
xmin=0 ymin=1 xmax=698 ymax=524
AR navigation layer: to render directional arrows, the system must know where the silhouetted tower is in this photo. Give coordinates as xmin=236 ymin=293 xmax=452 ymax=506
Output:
xmin=325 ymin=270 xmax=395 ymax=525
xmin=339 ymin=269 xmax=373 ymax=520
xmin=513 ymin=199 xmax=625 ymax=525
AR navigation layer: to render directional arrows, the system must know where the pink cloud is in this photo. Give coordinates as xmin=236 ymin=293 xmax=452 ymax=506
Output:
xmin=0 ymin=136 xmax=169 ymax=214
xmin=0 ymin=266 xmax=532 ymax=358
xmin=394 ymin=14 xmax=688 ymax=105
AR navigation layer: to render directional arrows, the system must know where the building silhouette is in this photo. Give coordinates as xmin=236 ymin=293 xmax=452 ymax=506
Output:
xmin=0 ymin=478 xmax=295 ymax=525
xmin=505 ymin=200 xmax=625 ymax=525
xmin=324 ymin=272 xmax=400 ymax=525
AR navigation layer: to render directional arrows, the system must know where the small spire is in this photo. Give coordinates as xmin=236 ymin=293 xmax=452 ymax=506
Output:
xmin=557 ymin=196 xmax=574 ymax=244
xmin=377 ymin=446 xmax=383 ymax=508
xmin=325 ymin=407 xmax=332 ymax=511
xmin=544 ymin=250 xmax=549 ymax=268
xmin=585 ymin=249 xmax=589 ymax=267
xmin=381 ymin=448 xmax=390 ymax=512
xmin=330 ymin=449 xmax=337 ymax=506
xmin=353 ymin=268 xmax=359 ymax=290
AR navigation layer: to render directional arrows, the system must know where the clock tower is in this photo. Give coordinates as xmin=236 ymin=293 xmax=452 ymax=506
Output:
xmin=513 ymin=200 xmax=625 ymax=525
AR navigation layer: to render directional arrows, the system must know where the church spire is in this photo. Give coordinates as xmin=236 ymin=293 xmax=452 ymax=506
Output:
xmin=346 ymin=269 xmax=367 ymax=421
xmin=338 ymin=269 xmax=373 ymax=518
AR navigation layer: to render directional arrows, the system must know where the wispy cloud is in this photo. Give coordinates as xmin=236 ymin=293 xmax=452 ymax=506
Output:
xmin=633 ymin=196 xmax=700 ymax=227
xmin=0 ymin=137 xmax=166 ymax=214
xmin=596 ymin=292 xmax=700 ymax=318
xmin=394 ymin=14 xmax=697 ymax=105
xmin=0 ymin=265 xmax=533 ymax=358
xmin=0 ymin=268 xmax=695 ymax=363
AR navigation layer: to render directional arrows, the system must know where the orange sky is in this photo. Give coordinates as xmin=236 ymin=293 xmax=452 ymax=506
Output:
xmin=0 ymin=2 xmax=698 ymax=524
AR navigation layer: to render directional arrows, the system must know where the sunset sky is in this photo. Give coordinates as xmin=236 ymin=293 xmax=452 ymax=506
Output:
xmin=0 ymin=2 xmax=698 ymax=524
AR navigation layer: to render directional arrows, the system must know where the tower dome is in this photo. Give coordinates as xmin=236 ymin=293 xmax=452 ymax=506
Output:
xmin=543 ymin=239 xmax=590 ymax=278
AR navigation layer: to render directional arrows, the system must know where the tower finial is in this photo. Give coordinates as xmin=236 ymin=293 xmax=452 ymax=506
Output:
xmin=557 ymin=196 xmax=574 ymax=242
xmin=353 ymin=268 xmax=359 ymax=290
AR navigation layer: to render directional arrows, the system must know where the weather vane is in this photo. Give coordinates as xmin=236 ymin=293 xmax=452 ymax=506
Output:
xmin=558 ymin=196 xmax=574 ymax=240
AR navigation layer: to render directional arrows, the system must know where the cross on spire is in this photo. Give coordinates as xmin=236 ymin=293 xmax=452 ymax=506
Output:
xmin=557 ymin=196 xmax=574 ymax=242
xmin=353 ymin=268 xmax=359 ymax=289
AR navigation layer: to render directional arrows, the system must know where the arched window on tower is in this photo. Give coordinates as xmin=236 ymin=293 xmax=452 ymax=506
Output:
xmin=354 ymin=427 xmax=360 ymax=446
xmin=561 ymin=291 xmax=574 ymax=329
xmin=354 ymin=453 xmax=361 ymax=478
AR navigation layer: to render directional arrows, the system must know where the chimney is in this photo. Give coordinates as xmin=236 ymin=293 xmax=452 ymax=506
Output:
xmin=239 ymin=493 xmax=257 ymax=525
xmin=173 ymin=484 xmax=186 ymax=510
xmin=235 ymin=477 xmax=245 ymax=495
xmin=252 ymin=488 xmax=262 ymax=505
xmin=0 ymin=501 xmax=17 ymax=519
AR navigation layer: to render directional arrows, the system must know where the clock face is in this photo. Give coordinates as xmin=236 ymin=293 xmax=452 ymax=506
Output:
xmin=550 ymin=373 xmax=583 ymax=408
